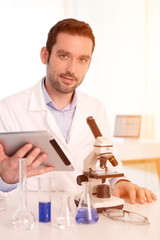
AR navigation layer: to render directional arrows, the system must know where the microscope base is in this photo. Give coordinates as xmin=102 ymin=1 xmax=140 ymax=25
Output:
xmin=75 ymin=194 xmax=124 ymax=213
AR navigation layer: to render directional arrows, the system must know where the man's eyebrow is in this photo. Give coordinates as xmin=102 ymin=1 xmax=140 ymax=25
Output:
xmin=56 ymin=50 xmax=91 ymax=59
xmin=56 ymin=50 xmax=70 ymax=54
xmin=80 ymin=55 xmax=91 ymax=60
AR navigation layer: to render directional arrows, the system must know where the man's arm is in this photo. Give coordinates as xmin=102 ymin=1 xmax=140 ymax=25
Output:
xmin=0 ymin=143 xmax=54 ymax=191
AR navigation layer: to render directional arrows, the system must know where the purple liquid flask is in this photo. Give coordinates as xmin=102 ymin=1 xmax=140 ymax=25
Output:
xmin=75 ymin=182 xmax=99 ymax=224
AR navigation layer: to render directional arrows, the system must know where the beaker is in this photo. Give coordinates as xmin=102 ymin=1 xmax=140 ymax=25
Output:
xmin=75 ymin=182 xmax=99 ymax=224
xmin=38 ymin=175 xmax=51 ymax=222
xmin=11 ymin=158 xmax=35 ymax=230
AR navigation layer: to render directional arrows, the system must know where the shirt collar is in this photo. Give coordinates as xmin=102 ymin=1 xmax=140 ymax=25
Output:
xmin=42 ymin=77 xmax=77 ymax=111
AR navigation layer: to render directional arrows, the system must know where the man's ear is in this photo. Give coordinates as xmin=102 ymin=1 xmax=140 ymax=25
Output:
xmin=40 ymin=47 xmax=49 ymax=64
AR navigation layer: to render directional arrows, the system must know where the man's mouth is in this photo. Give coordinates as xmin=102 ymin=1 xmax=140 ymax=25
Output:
xmin=60 ymin=74 xmax=77 ymax=84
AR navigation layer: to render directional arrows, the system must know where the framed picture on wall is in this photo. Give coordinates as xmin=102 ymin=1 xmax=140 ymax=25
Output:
xmin=114 ymin=115 xmax=141 ymax=138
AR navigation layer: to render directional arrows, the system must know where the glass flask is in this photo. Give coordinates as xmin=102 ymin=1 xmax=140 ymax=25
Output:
xmin=75 ymin=182 xmax=99 ymax=224
xmin=56 ymin=193 xmax=74 ymax=230
xmin=11 ymin=158 xmax=35 ymax=230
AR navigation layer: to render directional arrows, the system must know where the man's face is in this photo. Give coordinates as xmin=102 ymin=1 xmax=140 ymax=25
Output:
xmin=45 ymin=32 xmax=93 ymax=94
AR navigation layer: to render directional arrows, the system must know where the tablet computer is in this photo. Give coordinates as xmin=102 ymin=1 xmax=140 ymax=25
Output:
xmin=0 ymin=131 xmax=74 ymax=171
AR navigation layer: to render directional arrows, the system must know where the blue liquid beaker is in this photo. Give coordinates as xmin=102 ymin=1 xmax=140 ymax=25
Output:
xmin=39 ymin=202 xmax=51 ymax=222
xmin=75 ymin=182 xmax=99 ymax=224
xmin=38 ymin=176 xmax=51 ymax=223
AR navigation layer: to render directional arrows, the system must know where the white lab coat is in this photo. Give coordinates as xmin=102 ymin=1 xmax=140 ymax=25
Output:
xmin=0 ymin=79 xmax=122 ymax=191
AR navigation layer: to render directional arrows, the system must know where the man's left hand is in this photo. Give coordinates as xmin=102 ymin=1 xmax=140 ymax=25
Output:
xmin=112 ymin=180 xmax=157 ymax=204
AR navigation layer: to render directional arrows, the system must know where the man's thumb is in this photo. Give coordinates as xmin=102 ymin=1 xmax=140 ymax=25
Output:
xmin=0 ymin=144 xmax=6 ymax=160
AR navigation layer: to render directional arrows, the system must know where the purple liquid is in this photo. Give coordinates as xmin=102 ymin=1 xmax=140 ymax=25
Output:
xmin=76 ymin=208 xmax=99 ymax=224
xmin=39 ymin=202 xmax=51 ymax=222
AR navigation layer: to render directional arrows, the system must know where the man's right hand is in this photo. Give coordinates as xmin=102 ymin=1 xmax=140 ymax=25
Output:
xmin=0 ymin=143 xmax=54 ymax=184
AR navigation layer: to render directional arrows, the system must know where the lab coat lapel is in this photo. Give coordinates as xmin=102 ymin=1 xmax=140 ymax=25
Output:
xmin=67 ymin=105 xmax=86 ymax=147
xmin=28 ymin=80 xmax=67 ymax=147
xmin=45 ymin=110 xmax=67 ymax=146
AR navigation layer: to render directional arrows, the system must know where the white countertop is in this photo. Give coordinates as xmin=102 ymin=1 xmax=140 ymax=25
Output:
xmin=0 ymin=190 xmax=160 ymax=240
xmin=113 ymin=138 xmax=160 ymax=160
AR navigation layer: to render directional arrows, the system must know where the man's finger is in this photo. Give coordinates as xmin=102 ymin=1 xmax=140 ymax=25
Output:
xmin=150 ymin=191 xmax=157 ymax=201
xmin=144 ymin=189 xmax=157 ymax=203
xmin=15 ymin=143 xmax=33 ymax=159
xmin=0 ymin=144 xmax=6 ymax=160
xmin=25 ymin=147 xmax=42 ymax=166
xmin=144 ymin=190 xmax=153 ymax=203
xmin=128 ymin=186 xmax=136 ymax=204
xmin=29 ymin=153 xmax=48 ymax=168
xmin=27 ymin=166 xmax=54 ymax=178
xmin=136 ymin=188 xmax=146 ymax=204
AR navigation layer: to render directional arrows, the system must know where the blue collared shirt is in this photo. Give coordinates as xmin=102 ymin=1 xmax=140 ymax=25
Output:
xmin=42 ymin=78 xmax=77 ymax=142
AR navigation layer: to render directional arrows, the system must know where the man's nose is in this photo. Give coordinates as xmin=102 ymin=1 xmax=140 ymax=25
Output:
xmin=66 ymin=58 xmax=77 ymax=74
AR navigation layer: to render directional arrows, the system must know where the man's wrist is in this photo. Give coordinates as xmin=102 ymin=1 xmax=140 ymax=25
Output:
xmin=109 ymin=176 xmax=130 ymax=189
xmin=115 ymin=179 xmax=130 ymax=185
xmin=0 ymin=177 xmax=17 ymax=192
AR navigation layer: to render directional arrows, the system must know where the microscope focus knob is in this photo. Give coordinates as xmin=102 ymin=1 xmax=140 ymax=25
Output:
xmin=76 ymin=175 xmax=88 ymax=186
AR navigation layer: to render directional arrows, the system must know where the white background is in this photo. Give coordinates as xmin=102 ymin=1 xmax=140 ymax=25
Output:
xmin=0 ymin=0 xmax=160 ymax=139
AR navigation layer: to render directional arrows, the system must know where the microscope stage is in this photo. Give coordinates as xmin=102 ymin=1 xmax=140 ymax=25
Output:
xmin=83 ymin=171 xmax=124 ymax=179
xmin=74 ymin=194 xmax=124 ymax=213
xmin=92 ymin=195 xmax=124 ymax=212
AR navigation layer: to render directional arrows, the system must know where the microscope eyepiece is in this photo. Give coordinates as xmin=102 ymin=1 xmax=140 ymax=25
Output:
xmin=86 ymin=116 xmax=102 ymax=139
xmin=86 ymin=116 xmax=118 ymax=167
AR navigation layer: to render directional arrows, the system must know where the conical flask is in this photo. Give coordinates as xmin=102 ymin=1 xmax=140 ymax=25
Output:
xmin=11 ymin=158 xmax=35 ymax=230
xmin=75 ymin=182 xmax=99 ymax=224
xmin=56 ymin=193 xmax=74 ymax=230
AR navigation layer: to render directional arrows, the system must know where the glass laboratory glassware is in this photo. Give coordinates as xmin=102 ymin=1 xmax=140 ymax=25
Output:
xmin=56 ymin=193 xmax=74 ymax=230
xmin=75 ymin=182 xmax=99 ymax=224
xmin=11 ymin=158 xmax=35 ymax=230
xmin=38 ymin=176 xmax=51 ymax=223
xmin=56 ymin=193 xmax=75 ymax=230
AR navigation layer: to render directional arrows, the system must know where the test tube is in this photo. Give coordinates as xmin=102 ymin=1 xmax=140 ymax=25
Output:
xmin=38 ymin=175 xmax=51 ymax=222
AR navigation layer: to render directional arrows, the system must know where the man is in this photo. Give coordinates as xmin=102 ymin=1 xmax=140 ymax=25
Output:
xmin=0 ymin=18 xmax=156 ymax=204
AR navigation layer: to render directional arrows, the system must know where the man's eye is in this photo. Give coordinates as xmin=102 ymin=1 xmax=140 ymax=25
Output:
xmin=79 ymin=58 xmax=87 ymax=63
xmin=60 ymin=55 xmax=68 ymax=59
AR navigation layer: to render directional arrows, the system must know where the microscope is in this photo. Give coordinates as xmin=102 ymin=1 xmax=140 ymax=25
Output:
xmin=75 ymin=116 xmax=124 ymax=212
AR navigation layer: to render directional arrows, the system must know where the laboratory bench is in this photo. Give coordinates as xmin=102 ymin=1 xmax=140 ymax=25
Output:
xmin=0 ymin=190 xmax=160 ymax=240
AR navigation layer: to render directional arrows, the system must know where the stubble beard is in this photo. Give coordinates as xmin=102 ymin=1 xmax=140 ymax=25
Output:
xmin=48 ymin=72 xmax=82 ymax=94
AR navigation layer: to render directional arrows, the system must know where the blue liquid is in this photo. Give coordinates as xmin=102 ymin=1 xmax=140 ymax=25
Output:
xmin=39 ymin=202 xmax=51 ymax=222
xmin=76 ymin=208 xmax=99 ymax=224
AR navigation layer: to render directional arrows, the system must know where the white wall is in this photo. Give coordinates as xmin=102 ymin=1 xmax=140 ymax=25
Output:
xmin=0 ymin=0 xmax=66 ymax=97
xmin=75 ymin=0 xmax=146 ymax=130
xmin=0 ymin=0 xmax=160 ymax=139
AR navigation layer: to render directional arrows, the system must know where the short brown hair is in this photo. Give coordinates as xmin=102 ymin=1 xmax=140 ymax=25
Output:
xmin=46 ymin=18 xmax=95 ymax=60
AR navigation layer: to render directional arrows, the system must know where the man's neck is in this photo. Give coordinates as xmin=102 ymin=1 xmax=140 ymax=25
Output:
xmin=45 ymin=79 xmax=74 ymax=110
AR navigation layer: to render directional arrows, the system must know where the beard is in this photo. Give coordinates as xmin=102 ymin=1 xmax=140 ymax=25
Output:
xmin=48 ymin=71 xmax=82 ymax=94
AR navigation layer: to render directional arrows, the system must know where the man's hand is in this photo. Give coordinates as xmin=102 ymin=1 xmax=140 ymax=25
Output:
xmin=112 ymin=180 xmax=157 ymax=204
xmin=0 ymin=143 xmax=54 ymax=184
